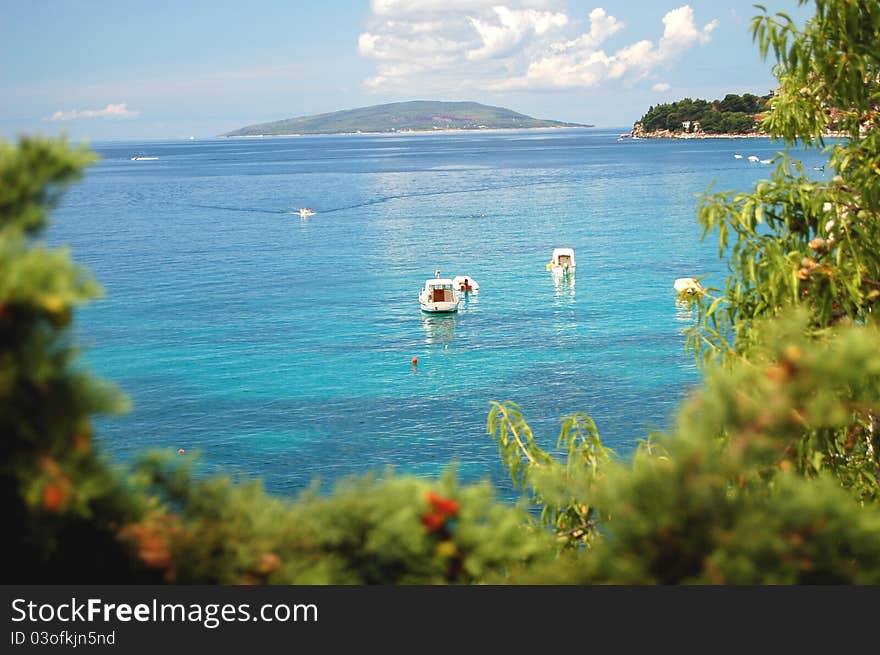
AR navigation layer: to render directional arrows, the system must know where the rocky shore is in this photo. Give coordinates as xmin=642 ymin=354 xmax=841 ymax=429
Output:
xmin=627 ymin=123 xmax=847 ymax=140
xmin=628 ymin=123 xmax=768 ymax=139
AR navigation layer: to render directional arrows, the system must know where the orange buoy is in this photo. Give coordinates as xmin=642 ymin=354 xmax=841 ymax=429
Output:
xmin=178 ymin=448 xmax=185 ymax=455
xmin=411 ymin=356 xmax=418 ymax=365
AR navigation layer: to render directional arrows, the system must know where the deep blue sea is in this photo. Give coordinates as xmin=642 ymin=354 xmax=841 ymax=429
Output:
xmin=50 ymin=128 xmax=829 ymax=496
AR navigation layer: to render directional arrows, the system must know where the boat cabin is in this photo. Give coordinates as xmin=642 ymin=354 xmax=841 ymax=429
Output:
xmin=549 ymin=247 xmax=576 ymax=270
xmin=425 ymin=279 xmax=456 ymax=302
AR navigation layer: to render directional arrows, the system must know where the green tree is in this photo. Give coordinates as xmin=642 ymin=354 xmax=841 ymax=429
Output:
xmin=690 ymin=0 xmax=880 ymax=498
xmin=501 ymin=314 xmax=880 ymax=584
xmin=0 ymin=137 xmax=158 ymax=581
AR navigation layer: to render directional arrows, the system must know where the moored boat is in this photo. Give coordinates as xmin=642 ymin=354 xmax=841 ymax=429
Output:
xmin=674 ymin=277 xmax=703 ymax=296
xmin=419 ymin=277 xmax=461 ymax=313
xmin=451 ymin=275 xmax=479 ymax=294
xmin=546 ymin=247 xmax=576 ymax=275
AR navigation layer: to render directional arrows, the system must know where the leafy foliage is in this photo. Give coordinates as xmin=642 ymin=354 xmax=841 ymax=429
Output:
xmin=133 ymin=458 xmax=549 ymax=584
xmin=1 ymin=137 xmax=152 ymax=581
xmin=503 ymin=314 xmax=880 ymax=584
xmin=688 ymin=0 xmax=880 ymax=498
xmin=487 ymin=402 xmax=615 ymax=547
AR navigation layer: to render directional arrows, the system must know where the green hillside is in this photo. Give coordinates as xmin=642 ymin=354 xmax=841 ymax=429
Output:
xmin=224 ymin=101 xmax=590 ymax=136
xmin=636 ymin=93 xmax=773 ymax=134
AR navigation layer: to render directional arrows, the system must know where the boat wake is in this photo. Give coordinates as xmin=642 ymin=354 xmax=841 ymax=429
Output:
xmin=181 ymin=203 xmax=290 ymax=216
xmin=318 ymin=178 xmax=563 ymax=215
xmin=178 ymin=177 xmax=565 ymax=219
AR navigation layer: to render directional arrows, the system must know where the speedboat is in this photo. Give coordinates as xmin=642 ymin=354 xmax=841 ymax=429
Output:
xmin=131 ymin=155 xmax=158 ymax=161
xmin=734 ymin=154 xmax=743 ymax=159
xmin=546 ymin=247 xmax=576 ymax=276
xmin=451 ymin=275 xmax=479 ymax=294
xmin=419 ymin=277 xmax=461 ymax=313
xmin=747 ymin=155 xmax=760 ymax=162
xmin=299 ymin=207 xmax=314 ymax=218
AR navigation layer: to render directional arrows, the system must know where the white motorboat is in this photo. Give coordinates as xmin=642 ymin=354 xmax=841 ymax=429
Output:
xmin=299 ymin=207 xmax=314 ymax=218
xmin=546 ymin=247 xmax=576 ymax=276
xmin=674 ymin=277 xmax=703 ymax=296
xmin=734 ymin=154 xmax=743 ymax=159
xmin=419 ymin=277 xmax=461 ymax=313
xmin=131 ymin=155 xmax=158 ymax=161
xmin=747 ymin=155 xmax=760 ymax=162
xmin=451 ymin=275 xmax=479 ymax=294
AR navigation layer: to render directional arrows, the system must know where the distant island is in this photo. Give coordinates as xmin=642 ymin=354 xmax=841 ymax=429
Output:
xmin=224 ymin=101 xmax=592 ymax=137
xmin=628 ymin=93 xmax=773 ymax=139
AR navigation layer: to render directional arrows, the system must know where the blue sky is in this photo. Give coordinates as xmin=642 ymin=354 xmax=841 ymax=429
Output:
xmin=0 ymin=1 xmax=810 ymax=140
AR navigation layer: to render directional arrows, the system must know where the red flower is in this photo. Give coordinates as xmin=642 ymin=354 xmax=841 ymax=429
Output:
xmin=426 ymin=491 xmax=460 ymax=517
xmin=421 ymin=512 xmax=445 ymax=533
xmin=43 ymin=484 xmax=65 ymax=512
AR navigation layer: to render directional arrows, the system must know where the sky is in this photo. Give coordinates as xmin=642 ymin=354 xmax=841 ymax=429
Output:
xmin=0 ymin=0 xmax=811 ymax=141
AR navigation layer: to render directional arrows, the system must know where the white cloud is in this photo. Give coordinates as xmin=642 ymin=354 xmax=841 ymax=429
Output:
xmin=358 ymin=4 xmax=718 ymax=92
xmin=658 ymin=5 xmax=717 ymax=55
xmin=652 ymin=82 xmax=671 ymax=92
xmin=49 ymin=103 xmax=139 ymax=121
xmin=467 ymin=7 xmax=568 ymax=61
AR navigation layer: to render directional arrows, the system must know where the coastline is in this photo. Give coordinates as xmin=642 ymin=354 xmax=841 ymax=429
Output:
xmin=222 ymin=125 xmax=595 ymax=138
xmin=628 ymin=129 xmax=847 ymax=140
xmin=629 ymin=130 xmax=770 ymax=139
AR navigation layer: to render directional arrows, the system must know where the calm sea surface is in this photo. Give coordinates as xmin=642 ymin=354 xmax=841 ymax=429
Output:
xmin=50 ymin=129 xmax=828 ymax=496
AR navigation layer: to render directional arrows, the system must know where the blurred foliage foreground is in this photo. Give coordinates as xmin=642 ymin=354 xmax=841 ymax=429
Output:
xmin=5 ymin=0 xmax=880 ymax=584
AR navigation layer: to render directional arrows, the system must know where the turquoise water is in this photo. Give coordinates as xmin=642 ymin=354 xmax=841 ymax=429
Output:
xmin=51 ymin=129 xmax=828 ymax=495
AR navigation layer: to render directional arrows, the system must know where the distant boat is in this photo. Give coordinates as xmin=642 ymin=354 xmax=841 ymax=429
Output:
xmin=734 ymin=154 xmax=743 ymax=159
xmin=674 ymin=277 xmax=703 ymax=296
xmin=299 ymin=207 xmax=314 ymax=218
xmin=814 ymin=165 xmax=825 ymax=171
xmin=759 ymin=159 xmax=772 ymax=164
xmin=747 ymin=155 xmax=760 ymax=162
xmin=419 ymin=276 xmax=461 ymax=313
xmin=131 ymin=155 xmax=158 ymax=161
xmin=547 ymin=247 xmax=576 ymax=276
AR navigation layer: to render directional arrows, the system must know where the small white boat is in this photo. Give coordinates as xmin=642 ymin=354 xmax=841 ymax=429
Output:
xmin=451 ymin=275 xmax=479 ymax=294
xmin=674 ymin=277 xmax=703 ymax=296
xmin=734 ymin=154 xmax=743 ymax=159
xmin=759 ymin=158 xmax=772 ymax=164
xmin=546 ymin=247 xmax=576 ymax=275
xmin=299 ymin=207 xmax=314 ymax=218
xmin=131 ymin=155 xmax=158 ymax=161
xmin=747 ymin=155 xmax=760 ymax=162
xmin=419 ymin=277 xmax=461 ymax=313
